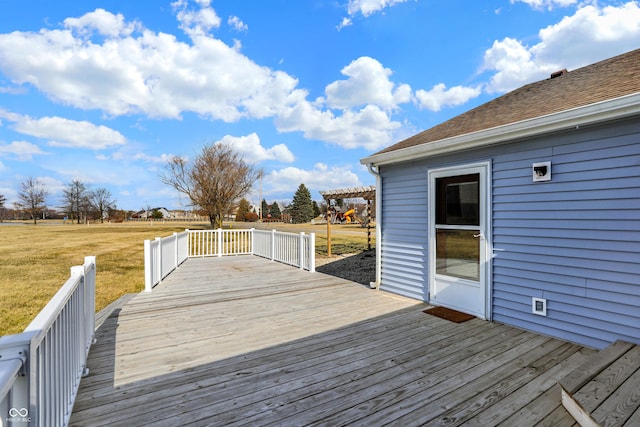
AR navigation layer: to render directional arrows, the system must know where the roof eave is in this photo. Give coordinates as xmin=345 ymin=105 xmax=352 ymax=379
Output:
xmin=361 ymin=92 xmax=640 ymax=167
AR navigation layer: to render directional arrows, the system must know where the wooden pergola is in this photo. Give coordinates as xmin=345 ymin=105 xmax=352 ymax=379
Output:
xmin=319 ymin=185 xmax=376 ymax=202
xmin=319 ymin=185 xmax=376 ymax=256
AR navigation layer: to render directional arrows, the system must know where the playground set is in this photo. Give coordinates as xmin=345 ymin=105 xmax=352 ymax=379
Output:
xmin=319 ymin=185 xmax=376 ymax=255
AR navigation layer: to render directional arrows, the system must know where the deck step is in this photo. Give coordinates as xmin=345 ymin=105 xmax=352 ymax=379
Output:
xmin=558 ymin=341 xmax=640 ymax=427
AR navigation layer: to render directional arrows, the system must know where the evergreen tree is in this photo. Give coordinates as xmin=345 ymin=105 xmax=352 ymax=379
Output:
xmin=312 ymin=200 xmax=320 ymax=218
xmin=270 ymin=201 xmax=281 ymax=219
xmin=150 ymin=209 xmax=164 ymax=219
xmin=236 ymin=198 xmax=251 ymax=221
xmin=261 ymin=199 xmax=269 ymax=219
xmin=290 ymin=183 xmax=314 ymax=224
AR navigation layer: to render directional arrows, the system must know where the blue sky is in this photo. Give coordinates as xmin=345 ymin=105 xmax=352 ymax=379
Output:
xmin=0 ymin=0 xmax=638 ymax=211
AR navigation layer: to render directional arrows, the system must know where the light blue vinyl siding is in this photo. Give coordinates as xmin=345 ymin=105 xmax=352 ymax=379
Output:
xmin=378 ymin=117 xmax=640 ymax=349
xmin=491 ymin=121 xmax=640 ymax=349
xmin=379 ymin=163 xmax=429 ymax=300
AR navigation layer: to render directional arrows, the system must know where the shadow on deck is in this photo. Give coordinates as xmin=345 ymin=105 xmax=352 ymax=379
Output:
xmin=71 ymin=256 xmax=599 ymax=426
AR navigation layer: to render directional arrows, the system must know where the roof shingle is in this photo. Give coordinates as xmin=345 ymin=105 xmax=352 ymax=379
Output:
xmin=376 ymin=48 xmax=640 ymax=155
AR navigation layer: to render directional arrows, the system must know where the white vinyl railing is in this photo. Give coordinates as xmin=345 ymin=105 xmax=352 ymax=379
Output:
xmin=144 ymin=228 xmax=315 ymax=291
xmin=0 ymin=256 xmax=96 ymax=427
xmin=189 ymin=228 xmax=252 ymax=257
xmin=143 ymin=231 xmax=189 ymax=292
xmin=253 ymin=229 xmax=315 ymax=271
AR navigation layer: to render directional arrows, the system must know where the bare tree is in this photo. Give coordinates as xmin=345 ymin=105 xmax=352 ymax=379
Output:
xmin=90 ymin=188 xmax=116 ymax=223
xmin=17 ymin=177 xmax=48 ymax=224
xmin=62 ymin=179 xmax=90 ymax=224
xmin=161 ymin=143 xmax=262 ymax=228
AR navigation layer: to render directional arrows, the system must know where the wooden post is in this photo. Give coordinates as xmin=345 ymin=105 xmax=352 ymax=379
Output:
xmin=327 ymin=205 xmax=331 ymax=256
xmin=367 ymin=199 xmax=372 ymax=251
xmin=326 ymin=206 xmax=332 ymax=257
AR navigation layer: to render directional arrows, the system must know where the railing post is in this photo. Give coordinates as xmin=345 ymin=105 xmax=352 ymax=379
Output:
xmin=299 ymin=232 xmax=305 ymax=270
xmin=250 ymin=228 xmax=255 ymax=255
xmin=173 ymin=232 xmax=179 ymax=270
xmin=144 ymin=239 xmax=152 ymax=292
xmin=309 ymin=233 xmax=316 ymax=272
xmin=271 ymin=229 xmax=276 ymax=261
xmin=217 ymin=228 xmax=223 ymax=257
xmin=186 ymin=229 xmax=191 ymax=258
xmin=155 ymin=237 xmax=162 ymax=284
xmin=82 ymin=256 xmax=97 ymax=353
xmin=71 ymin=263 xmax=89 ymax=379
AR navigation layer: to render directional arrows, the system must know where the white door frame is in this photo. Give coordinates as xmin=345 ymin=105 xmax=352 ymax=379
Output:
xmin=428 ymin=161 xmax=492 ymax=320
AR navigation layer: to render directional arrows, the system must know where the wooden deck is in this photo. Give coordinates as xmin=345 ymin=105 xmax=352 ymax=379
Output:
xmin=70 ymin=256 xmax=606 ymax=426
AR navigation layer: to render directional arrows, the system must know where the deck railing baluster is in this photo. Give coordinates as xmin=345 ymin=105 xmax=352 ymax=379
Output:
xmin=0 ymin=256 xmax=96 ymax=427
xmin=144 ymin=228 xmax=315 ymax=292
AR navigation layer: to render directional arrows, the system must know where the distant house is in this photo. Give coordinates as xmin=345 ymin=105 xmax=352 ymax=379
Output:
xmin=361 ymin=48 xmax=640 ymax=349
xmin=132 ymin=207 xmax=171 ymax=219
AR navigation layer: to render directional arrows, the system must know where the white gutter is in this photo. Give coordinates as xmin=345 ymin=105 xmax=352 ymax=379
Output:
xmin=366 ymin=163 xmax=382 ymax=290
xmin=361 ymin=92 xmax=640 ymax=167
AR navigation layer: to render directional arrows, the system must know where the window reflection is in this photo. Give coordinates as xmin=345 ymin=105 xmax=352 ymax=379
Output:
xmin=436 ymin=174 xmax=479 ymax=226
xmin=436 ymin=229 xmax=480 ymax=281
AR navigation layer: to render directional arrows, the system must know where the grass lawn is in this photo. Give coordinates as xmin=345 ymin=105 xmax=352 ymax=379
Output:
xmin=0 ymin=220 xmax=374 ymax=336
xmin=0 ymin=221 xmax=209 ymax=336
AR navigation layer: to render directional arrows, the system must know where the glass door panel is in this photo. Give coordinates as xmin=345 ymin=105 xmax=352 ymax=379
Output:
xmin=435 ymin=173 xmax=480 ymax=282
xmin=435 ymin=229 xmax=480 ymax=281
xmin=436 ymin=174 xmax=479 ymax=226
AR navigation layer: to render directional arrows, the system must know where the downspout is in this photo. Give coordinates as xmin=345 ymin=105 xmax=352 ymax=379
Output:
xmin=366 ymin=163 xmax=382 ymax=290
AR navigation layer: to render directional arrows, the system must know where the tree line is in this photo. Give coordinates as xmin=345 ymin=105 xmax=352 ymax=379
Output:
xmin=0 ymin=177 xmax=116 ymax=224
xmin=235 ymin=184 xmax=321 ymax=224
xmin=0 ymin=142 xmax=327 ymax=226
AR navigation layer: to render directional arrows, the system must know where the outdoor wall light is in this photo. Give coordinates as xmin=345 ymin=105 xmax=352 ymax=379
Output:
xmin=532 ymin=161 xmax=551 ymax=182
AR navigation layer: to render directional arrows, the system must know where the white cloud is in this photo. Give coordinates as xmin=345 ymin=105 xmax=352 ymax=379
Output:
xmin=337 ymin=17 xmax=352 ymax=31
xmin=228 ymin=16 xmax=248 ymax=32
xmin=273 ymin=56 xmax=415 ymax=150
xmin=267 ymin=163 xmax=360 ymax=196
xmin=482 ymin=37 xmax=557 ymax=93
xmin=217 ymin=133 xmax=295 ymax=163
xmin=37 ymin=176 xmax=65 ymax=199
xmin=511 ymin=0 xmax=578 ymax=11
xmin=325 ymin=57 xmax=411 ymax=111
xmin=483 ymin=1 xmax=640 ymax=93
xmin=0 ymin=5 xmax=300 ymax=122
xmin=0 ymin=4 xmax=414 ymax=152
xmin=339 ymin=0 xmax=409 ymax=29
xmin=276 ymin=101 xmax=402 ymax=150
xmin=415 ymin=83 xmax=482 ymax=112
xmin=532 ymin=2 xmax=640 ymax=68
xmin=64 ymin=8 xmax=140 ymax=38
xmin=0 ymin=85 xmax=26 ymax=94
xmin=0 ymin=141 xmax=47 ymax=161
xmin=172 ymin=0 xmax=221 ymax=36
xmin=0 ymin=110 xmax=126 ymax=149
xmin=347 ymin=0 xmax=409 ymax=17
xmin=132 ymin=152 xmax=175 ymax=164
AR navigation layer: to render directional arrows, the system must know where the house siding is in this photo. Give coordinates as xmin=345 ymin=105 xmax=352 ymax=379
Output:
xmin=379 ymin=164 xmax=429 ymax=300
xmin=379 ymin=117 xmax=640 ymax=349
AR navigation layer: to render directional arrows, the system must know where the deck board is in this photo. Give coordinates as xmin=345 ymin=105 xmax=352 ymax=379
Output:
xmin=71 ymin=256 xmax=597 ymax=426
xmin=560 ymin=342 xmax=640 ymax=427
